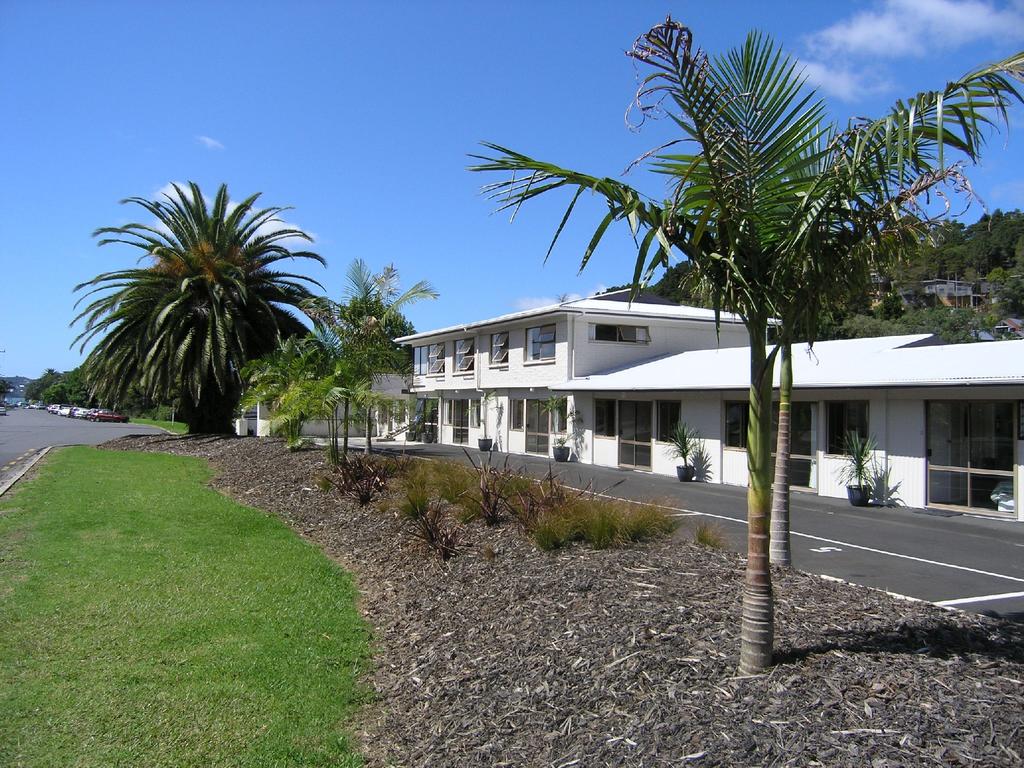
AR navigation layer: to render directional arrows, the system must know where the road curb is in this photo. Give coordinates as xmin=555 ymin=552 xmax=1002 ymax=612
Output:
xmin=0 ymin=446 xmax=52 ymax=498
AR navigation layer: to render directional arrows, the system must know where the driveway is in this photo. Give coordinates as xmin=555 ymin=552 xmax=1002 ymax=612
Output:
xmin=0 ymin=408 xmax=165 ymax=484
xmin=372 ymin=440 xmax=1024 ymax=620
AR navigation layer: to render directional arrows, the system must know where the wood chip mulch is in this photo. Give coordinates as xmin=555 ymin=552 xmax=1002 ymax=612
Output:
xmin=102 ymin=435 xmax=1024 ymax=768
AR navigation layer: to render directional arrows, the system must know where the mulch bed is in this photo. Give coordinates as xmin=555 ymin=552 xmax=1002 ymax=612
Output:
xmin=102 ymin=435 xmax=1024 ymax=767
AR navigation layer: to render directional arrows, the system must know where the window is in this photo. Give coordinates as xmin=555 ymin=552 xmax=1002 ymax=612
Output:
xmin=451 ymin=399 xmax=469 ymax=444
xmin=490 ymin=332 xmax=509 ymax=365
xmin=443 ymin=399 xmax=452 ymax=425
xmin=510 ymin=398 xmax=525 ymax=430
xmin=827 ymin=401 xmax=869 ymax=454
xmin=413 ymin=346 xmax=429 ymax=376
xmin=657 ymin=401 xmax=681 ymax=442
xmin=724 ymin=401 xmax=748 ymax=448
xmin=527 ymin=324 xmax=556 ymax=361
xmin=470 ymin=399 xmax=481 ymax=428
xmin=592 ymin=324 xmax=651 ymax=343
xmin=427 ymin=343 xmax=445 ymax=375
xmin=455 ymin=338 xmax=475 ymax=373
xmin=595 ymin=399 xmax=616 ymax=437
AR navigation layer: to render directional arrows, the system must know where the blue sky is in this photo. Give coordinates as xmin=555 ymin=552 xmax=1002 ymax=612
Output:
xmin=1 ymin=0 xmax=1023 ymax=379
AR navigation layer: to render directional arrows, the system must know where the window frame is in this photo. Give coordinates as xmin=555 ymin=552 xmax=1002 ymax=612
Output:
xmin=454 ymin=337 xmax=475 ymax=373
xmin=724 ymin=401 xmax=749 ymax=449
xmin=591 ymin=323 xmax=651 ymax=344
xmin=526 ymin=324 xmax=556 ymax=362
xmin=826 ymin=401 xmax=869 ymax=455
xmin=594 ymin=399 xmax=616 ymax=438
xmin=510 ymin=398 xmax=525 ymax=430
xmin=656 ymin=400 xmax=681 ymax=442
xmin=427 ymin=342 xmax=445 ymax=375
xmin=490 ymin=331 xmax=509 ymax=366
xmin=413 ymin=346 xmax=429 ymax=376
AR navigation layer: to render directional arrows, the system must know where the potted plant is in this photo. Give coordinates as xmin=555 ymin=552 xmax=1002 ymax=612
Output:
xmin=552 ymin=434 xmax=570 ymax=462
xmin=838 ymin=431 xmax=876 ymax=506
xmin=478 ymin=391 xmax=494 ymax=452
xmin=667 ymin=422 xmax=700 ymax=481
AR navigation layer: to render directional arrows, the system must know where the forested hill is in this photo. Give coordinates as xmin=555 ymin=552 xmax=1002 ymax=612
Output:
xmin=615 ymin=209 xmax=1024 ymax=343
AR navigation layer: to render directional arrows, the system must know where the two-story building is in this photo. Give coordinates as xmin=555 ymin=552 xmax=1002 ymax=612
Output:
xmin=395 ymin=290 xmax=748 ymax=458
xmin=398 ymin=291 xmax=1024 ymax=521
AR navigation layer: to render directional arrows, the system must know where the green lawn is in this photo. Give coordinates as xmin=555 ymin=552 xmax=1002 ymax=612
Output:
xmin=0 ymin=447 xmax=369 ymax=768
xmin=129 ymin=417 xmax=188 ymax=434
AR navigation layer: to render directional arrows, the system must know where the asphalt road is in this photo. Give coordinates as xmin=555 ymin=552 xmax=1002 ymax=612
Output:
xmin=379 ymin=441 xmax=1024 ymax=620
xmin=0 ymin=408 xmax=164 ymax=480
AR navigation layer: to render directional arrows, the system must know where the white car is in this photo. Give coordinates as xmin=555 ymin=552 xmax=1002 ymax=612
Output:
xmin=58 ymin=406 xmax=74 ymax=417
xmin=0 ymin=405 xmax=6 ymax=416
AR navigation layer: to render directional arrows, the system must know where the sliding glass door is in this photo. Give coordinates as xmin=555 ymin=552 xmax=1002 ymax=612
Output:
xmin=525 ymin=400 xmax=549 ymax=455
xmin=618 ymin=400 xmax=652 ymax=469
xmin=927 ymin=401 xmax=1016 ymax=513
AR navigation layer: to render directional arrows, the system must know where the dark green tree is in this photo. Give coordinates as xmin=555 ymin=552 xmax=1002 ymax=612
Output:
xmin=74 ymin=182 xmax=324 ymax=434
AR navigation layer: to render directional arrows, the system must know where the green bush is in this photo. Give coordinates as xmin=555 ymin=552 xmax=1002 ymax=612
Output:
xmin=693 ymin=521 xmax=727 ymax=549
xmin=531 ymin=497 xmax=677 ymax=551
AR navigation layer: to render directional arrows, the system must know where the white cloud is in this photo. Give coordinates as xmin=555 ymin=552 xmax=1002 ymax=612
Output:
xmin=807 ymin=0 xmax=1024 ymax=58
xmin=148 ymin=181 xmax=317 ymax=247
xmin=196 ymin=135 xmax=225 ymax=150
xmin=798 ymin=60 xmax=893 ymax=101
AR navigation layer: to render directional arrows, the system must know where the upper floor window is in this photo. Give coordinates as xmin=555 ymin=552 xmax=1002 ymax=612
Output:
xmin=827 ymin=401 xmax=869 ymax=454
xmin=455 ymin=338 xmax=475 ymax=373
xmin=490 ymin=332 xmax=509 ymax=365
xmin=527 ymin=324 xmax=556 ymax=361
xmin=413 ymin=346 xmax=429 ymax=376
xmin=427 ymin=342 xmax=445 ymax=375
xmin=591 ymin=324 xmax=650 ymax=343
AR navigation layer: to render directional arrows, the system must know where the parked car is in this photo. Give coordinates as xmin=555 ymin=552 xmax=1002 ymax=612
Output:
xmin=58 ymin=406 xmax=74 ymax=417
xmin=46 ymin=404 xmax=59 ymax=413
xmin=0 ymin=405 xmax=6 ymax=416
xmin=90 ymin=409 xmax=129 ymax=423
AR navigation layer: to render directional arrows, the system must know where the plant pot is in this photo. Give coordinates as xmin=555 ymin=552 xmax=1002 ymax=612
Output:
xmin=676 ymin=465 xmax=695 ymax=482
xmin=553 ymin=446 xmax=571 ymax=462
xmin=846 ymin=485 xmax=871 ymax=507
xmin=422 ymin=430 xmax=435 ymax=444
xmin=477 ymin=438 xmax=493 ymax=452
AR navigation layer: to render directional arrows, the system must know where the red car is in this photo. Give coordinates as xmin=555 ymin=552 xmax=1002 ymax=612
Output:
xmin=90 ymin=409 xmax=129 ymax=423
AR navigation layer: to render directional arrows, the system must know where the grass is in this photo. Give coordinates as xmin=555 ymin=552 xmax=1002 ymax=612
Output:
xmin=693 ymin=521 xmax=727 ymax=549
xmin=531 ymin=498 xmax=678 ymax=551
xmin=129 ymin=417 xmax=188 ymax=434
xmin=0 ymin=447 xmax=369 ymax=768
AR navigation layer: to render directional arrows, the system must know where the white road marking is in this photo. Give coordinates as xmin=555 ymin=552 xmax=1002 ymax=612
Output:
xmin=935 ymin=590 xmax=1024 ymax=607
xmin=590 ymin=488 xmax=1024 ymax=586
xmin=809 ymin=546 xmax=842 ymax=553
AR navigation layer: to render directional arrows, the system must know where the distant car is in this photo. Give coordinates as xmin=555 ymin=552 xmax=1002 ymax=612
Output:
xmin=58 ymin=406 xmax=74 ymax=417
xmin=0 ymin=405 xmax=6 ymax=416
xmin=47 ymin=404 xmax=60 ymax=414
xmin=90 ymin=409 xmax=129 ymax=423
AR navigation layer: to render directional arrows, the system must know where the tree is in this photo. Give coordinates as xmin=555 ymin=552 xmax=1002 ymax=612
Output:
xmin=74 ymin=182 xmax=324 ymax=434
xmin=304 ymin=259 xmax=436 ymax=456
xmin=471 ymin=18 xmax=1022 ymax=672
xmin=24 ymin=369 xmax=61 ymax=402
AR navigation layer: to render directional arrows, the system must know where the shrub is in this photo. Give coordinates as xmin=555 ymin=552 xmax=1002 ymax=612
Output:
xmin=693 ymin=521 xmax=726 ymax=549
xmin=432 ymin=462 xmax=476 ymax=505
xmin=459 ymin=451 xmax=526 ymax=526
xmin=398 ymin=488 xmax=460 ymax=560
xmin=322 ymin=454 xmax=408 ymax=506
xmin=530 ymin=494 xmax=677 ymax=551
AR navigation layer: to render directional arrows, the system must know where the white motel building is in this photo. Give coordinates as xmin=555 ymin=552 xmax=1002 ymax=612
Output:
xmin=392 ymin=291 xmax=1024 ymax=521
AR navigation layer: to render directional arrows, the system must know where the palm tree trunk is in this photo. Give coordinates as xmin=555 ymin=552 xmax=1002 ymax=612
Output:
xmin=326 ymin=412 xmax=340 ymax=466
xmin=342 ymin=398 xmax=350 ymax=457
xmin=364 ymin=407 xmax=373 ymax=455
xmin=740 ymin=321 xmax=775 ymax=675
xmin=770 ymin=340 xmax=793 ymax=567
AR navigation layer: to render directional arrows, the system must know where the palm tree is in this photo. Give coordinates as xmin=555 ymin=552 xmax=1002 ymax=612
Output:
xmin=74 ymin=182 xmax=324 ymax=434
xmin=305 ymin=259 xmax=437 ymax=456
xmin=471 ymin=18 xmax=1022 ymax=673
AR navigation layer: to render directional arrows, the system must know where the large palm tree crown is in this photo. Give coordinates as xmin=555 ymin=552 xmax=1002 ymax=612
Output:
xmin=74 ymin=182 xmax=325 ymax=433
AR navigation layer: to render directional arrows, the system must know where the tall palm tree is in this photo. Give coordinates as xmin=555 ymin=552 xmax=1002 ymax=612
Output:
xmin=74 ymin=182 xmax=324 ymax=434
xmin=471 ymin=18 xmax=1022 ymax=673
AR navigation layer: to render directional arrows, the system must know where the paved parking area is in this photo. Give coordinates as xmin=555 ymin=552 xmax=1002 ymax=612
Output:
xmin=372 ymin=440 xmax=1024 ymax=620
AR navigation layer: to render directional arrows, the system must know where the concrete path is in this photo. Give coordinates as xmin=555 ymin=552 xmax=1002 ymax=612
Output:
xmin=370 ymin=440 xmax=1024 ymax=620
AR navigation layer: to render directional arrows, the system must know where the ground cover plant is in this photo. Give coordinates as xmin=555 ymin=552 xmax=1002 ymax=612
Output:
xmin=0 ymin=446 xmax=369 ymax=768
xmin=100 ymin=436 xmax=1024 ymax=766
